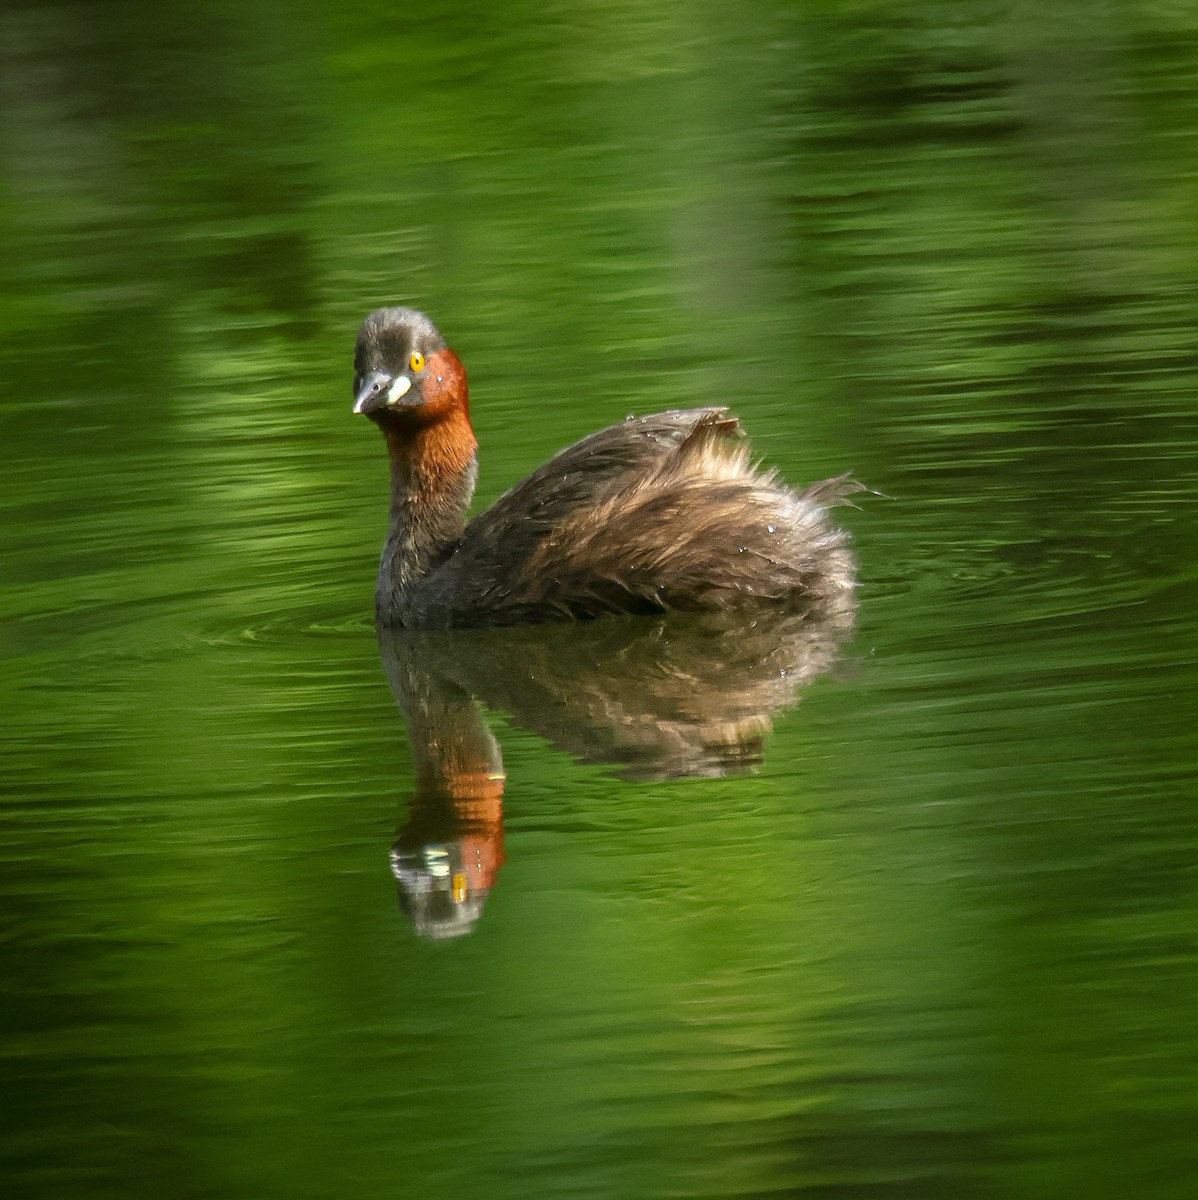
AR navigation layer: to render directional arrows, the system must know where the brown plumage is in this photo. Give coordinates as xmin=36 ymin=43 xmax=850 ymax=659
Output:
xmin=352 ymin=307 xmax=859 ymax=628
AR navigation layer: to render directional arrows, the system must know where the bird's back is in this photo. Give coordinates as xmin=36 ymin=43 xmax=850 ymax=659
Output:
xmin=407 ymin=409 xmax=857 ymax=627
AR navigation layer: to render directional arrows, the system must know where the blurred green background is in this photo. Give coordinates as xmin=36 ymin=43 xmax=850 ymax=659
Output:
xmin=2 ymin=2 xmax=1196 ymax=1198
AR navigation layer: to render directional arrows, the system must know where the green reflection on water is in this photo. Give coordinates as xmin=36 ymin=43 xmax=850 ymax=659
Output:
xmin=2 ymin=1 xmax=1197 ymax=1199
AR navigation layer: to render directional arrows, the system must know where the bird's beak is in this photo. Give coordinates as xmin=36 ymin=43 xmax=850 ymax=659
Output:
xmin=354 ymin=371 xmax=413 ymax=415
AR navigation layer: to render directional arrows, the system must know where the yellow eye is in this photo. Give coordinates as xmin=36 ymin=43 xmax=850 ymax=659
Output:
xmin=409 ymin=351 xmax=426 ymax=373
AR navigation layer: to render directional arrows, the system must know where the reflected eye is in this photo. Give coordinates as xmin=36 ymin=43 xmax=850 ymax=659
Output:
xmin=409 ymin=351 xmax=426 ymax=373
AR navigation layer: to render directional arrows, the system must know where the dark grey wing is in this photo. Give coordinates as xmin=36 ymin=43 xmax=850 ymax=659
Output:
xmin=474 ymin=408 xmax=738 ymax=533
xmin=418 ymin=409 xmax=741 ymax=624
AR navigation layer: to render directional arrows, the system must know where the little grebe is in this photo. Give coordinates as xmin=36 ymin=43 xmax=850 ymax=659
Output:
xmin=353 ymin=307 xmax=858 ymax=628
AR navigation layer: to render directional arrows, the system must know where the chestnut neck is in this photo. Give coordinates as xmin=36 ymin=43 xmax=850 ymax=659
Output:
xmin=377 ymin=410 xmax=478 ymax=615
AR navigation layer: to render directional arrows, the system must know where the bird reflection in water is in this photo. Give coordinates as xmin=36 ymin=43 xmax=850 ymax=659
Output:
xmin=381 ymin=594 xmax=856 ymax=940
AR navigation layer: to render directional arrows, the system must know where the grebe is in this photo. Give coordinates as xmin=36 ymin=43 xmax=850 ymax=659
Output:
xmin=353 ymin=307 xmax=858 ymax=628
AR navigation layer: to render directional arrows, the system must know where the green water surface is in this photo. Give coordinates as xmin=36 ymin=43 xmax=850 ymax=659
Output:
xmin=2 ymin=2 xmax=1196 ymax=1198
